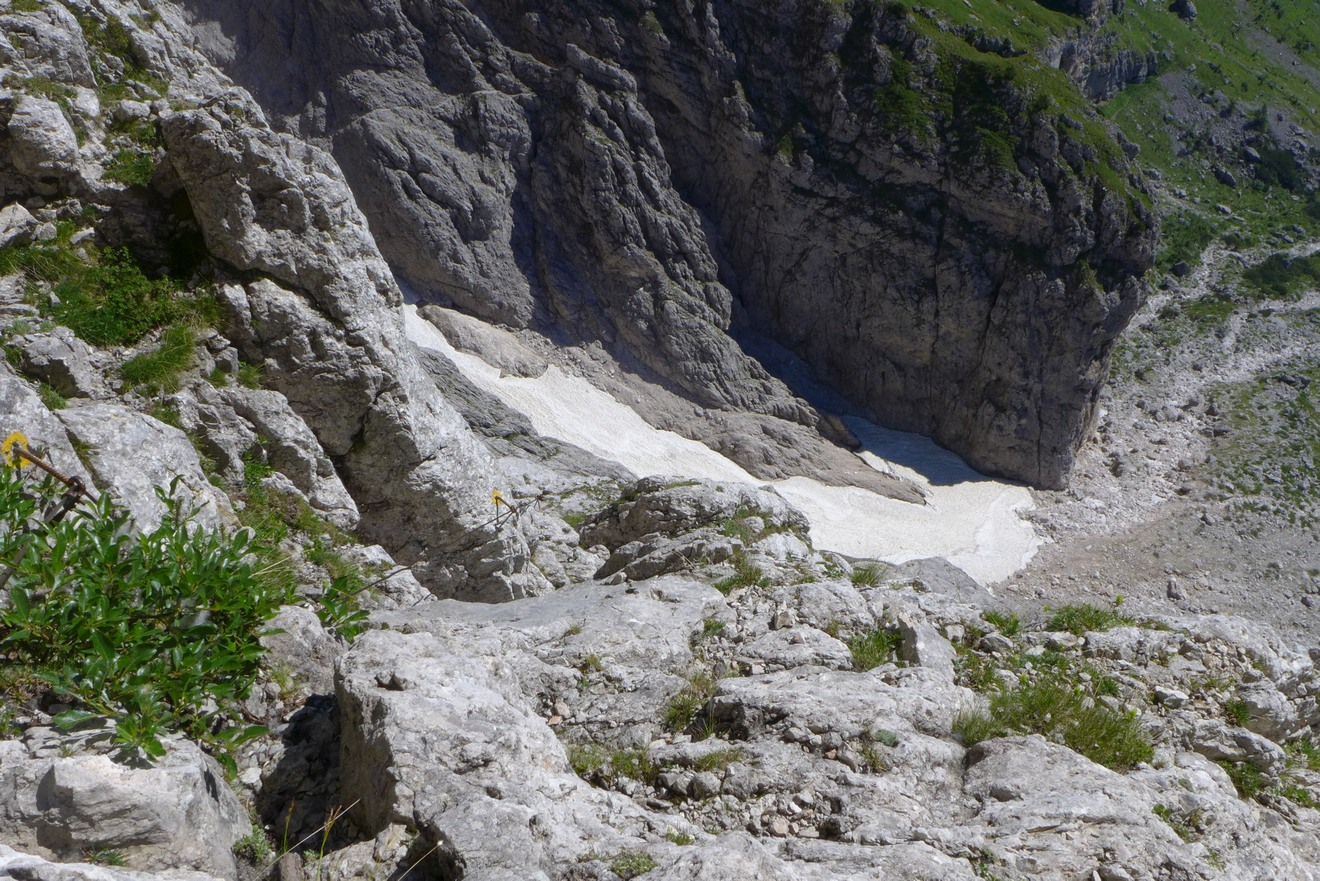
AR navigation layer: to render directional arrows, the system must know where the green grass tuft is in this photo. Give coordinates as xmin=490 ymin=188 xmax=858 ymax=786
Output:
xmin=953 ymin=675 xmax=1153 ymax=771
xmin=847 ymin=627 xmax=903 ymax=671
xmin=1044 ymin=602 xmax=1132 ymax=636
xmin=121 ymin=324 xmax=195 ymax=392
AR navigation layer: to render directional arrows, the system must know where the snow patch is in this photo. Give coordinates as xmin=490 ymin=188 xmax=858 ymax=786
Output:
xmin=405 ymin=307 xmax=1042 ymax=584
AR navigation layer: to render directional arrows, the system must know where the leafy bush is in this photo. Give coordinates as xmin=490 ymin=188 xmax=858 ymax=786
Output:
xmin=0 ymin=466 xmax=288 ymax=763
xmin=952 ymin=675 xmax=1153 ymax=771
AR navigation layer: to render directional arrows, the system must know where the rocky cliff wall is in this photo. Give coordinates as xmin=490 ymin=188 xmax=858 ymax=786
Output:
xmin=178 ymin=0 xmax=1156 ymax=488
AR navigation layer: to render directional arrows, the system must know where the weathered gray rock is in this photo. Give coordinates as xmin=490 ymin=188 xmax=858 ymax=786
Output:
xmin=0 ymin=202 xmax=37 ymax=248
xmin=1185 ymin=719 xmax=1287 ymax=772
xmin=55 ymin=403 xmax=234 ymax=533
xmin=582 ymin=477 xmax=809 ymax=551
xmin=12 ymin=328 xmax=101 ymax=399
xmin=1236 ymin=680 xmax=1300 ymax=742
xmin=259 ymin=605 xmax=341 ymax=695
xmin=162 ymin=103 xmax=550 ymax=599
xmin=217 ymin=385 xmax=359 ymax=529
xmin=0 ymin=846 xmax=225 ymax=881
xmin=0 ymin=2 xmax=96 ymax=90
xmin=0 ymin=738 xmax=248 ymax=878
xmin=6 ymin=96 xmax=80 ymax=181
xmin=963 ymin=737 xmax=1205 ymax=880
xmin=336 ymin=629 xmax=661 ymax=880
xmin=0 ymin=362 xmax=87 ymax=480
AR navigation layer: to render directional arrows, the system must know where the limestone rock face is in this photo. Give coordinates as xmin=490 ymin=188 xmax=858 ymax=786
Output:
xmin=160 ymin=101 xmax=549 ymax=599
xmin=55 ymin=403 xmax=234 ymax=533
xmin=0 ymin=738 xmax=247 ymax=879
xmin=6 ymin=96 xmax=81 ymax=182
xmin=179 ymin=0 xmax=1156 ymax=488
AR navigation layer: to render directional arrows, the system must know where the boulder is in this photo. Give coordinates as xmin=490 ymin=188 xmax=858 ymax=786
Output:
xmin=12 ymin=328 xmax=101 ymax=399
xmin=0 ymin=738 xmax=247 ymax=878
xmin=7 ymin=97 xmax=81 ymax=181
xmin=335 ymin=629 xmax=660 ymax=879
xmin=0 ymin=203 xmax=38 ymax=248
xmin=55 ymin=403 xmax=235 ymax=533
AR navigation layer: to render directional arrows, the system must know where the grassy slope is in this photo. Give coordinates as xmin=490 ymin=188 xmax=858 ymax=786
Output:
xmin=910 ymin=0 xmax=1320 ymax=263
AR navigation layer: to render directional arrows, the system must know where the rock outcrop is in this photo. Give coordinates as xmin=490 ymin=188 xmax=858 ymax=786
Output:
xmin=178 ymin=0 xmax=1156 ymax=489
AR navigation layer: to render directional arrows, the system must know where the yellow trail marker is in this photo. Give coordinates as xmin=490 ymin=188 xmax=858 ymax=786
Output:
xmin=2 ymin=432 xmax=30 ymax=468
xmin=491 ymin=489 xmax=505 ymax=509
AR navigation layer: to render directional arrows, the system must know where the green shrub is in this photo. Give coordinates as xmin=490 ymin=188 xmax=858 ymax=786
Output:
xmin=121 ymin=324 xmax=195 ymax=392
xmin=1044 ymin=602 xmax=1132 ymax=636
xmin=848 ymin=627 xmax=903 ymax=671
xmin=982 ymin=610 xmax=1021 ymax=637
xmin=104 ymin=149 xmax=156 ymax=187
xmin=1218 ymin=760 xmax=1264 ymax=799
xmin=952 ymin=675 xmax=1153 ymax=771
xmin=0 ymin=466 xmax=288 ymax=764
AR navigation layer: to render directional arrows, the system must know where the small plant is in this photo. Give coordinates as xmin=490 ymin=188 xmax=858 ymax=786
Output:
xmin=952 ymin=674 xmax=1153 ymax=771
xmin=610 ymin=850 xmax=657 ymax=879
xmin=855 ymin=728 xmax=899 ymax=772
xmin=233 ymin=826 xmax=274 ymax=864
xmin=696 ymin=617 xmax=725 ymax=642
xmin=37 ymin=382 xmax=67 ymax=410
xmin=236 ymin=361 xmax=263 ymax=389
xmin=121 ymin=324 xmax=195 ymax=391
xmin=1274 ymin=780 xmax=1318 ymax=809
xmin=148 ymin=404 xmax=182 ymax=429
xmin=663 ymin=829 xmax=694 ymax=846
xmin=1224 ymin=698 xmax=1251 ymax=727
xmin=847 ymin=627 xmax=903 ymax=671
xmin=1152 ymin=803 xmax=1202 ymax=842
xmin=1218 ymin=760 xmax=1264 ymax=799
xmin=1286 ymin=736 xmax=1320 ymax=772
xmin=692 ymin=747 xmax=743 ymax=773
xmin=44 ymin=247 xmax=216 ymax=347
xmin=713 ymin=552 xmax=768 ymax=594
xmin=662 ymin=672 xmax=717 ymax=733
xmin=1043 ymin=602 xmax=1132 ymax=636
xmin=850 ymin=563 xmax=885 ymax=586
xmin=104 ymin=149 xmax=156 ymax=187
xmin=982 ymin=610 xmax=1021 ymax=637
xmin=567 ymin=742 xmax=609 ymax=778
xmin=84 ymin=849 xmax=127 ymax=867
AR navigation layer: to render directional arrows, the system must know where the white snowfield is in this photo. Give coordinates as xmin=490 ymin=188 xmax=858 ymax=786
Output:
xmin=405 ymin=307 xmax=1041 ymax=584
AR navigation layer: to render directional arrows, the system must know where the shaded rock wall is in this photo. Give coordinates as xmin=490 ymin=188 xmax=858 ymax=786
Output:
xmin=179 ymin=0 xmax=1156 ymax=487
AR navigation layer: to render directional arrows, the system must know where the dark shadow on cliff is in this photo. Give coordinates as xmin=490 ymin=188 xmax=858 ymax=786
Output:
xmin=735 ymin=327 xmax=997 ymax=488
